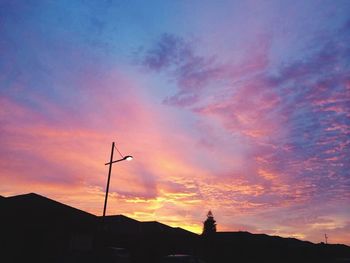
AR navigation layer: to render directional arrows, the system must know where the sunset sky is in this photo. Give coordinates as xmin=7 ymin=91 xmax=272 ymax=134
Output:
xmin=1 ymin=0 xmax=350 ymax=245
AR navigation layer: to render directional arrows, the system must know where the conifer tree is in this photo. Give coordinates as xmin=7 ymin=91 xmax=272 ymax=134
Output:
xmin=202 ymin=210 xmax=216 ymax=236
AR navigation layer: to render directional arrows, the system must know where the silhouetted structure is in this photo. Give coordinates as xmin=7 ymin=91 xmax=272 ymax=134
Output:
xmin=202 ymin=210 xmax=216 ymax=236
xmin=1 ymin=193 xmax=350 ymax=263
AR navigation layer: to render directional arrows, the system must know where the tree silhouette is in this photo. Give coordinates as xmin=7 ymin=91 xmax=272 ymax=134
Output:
xmin=202 ymin=210 xmax=216 ymax=236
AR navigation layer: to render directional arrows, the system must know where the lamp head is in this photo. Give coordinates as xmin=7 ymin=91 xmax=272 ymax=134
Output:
xmin=124 ymin=155 xmax=133 ymax=161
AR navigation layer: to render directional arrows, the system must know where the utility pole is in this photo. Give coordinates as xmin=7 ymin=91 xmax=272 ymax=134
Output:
xmin=103 ymin=142 xmax=115 ymax=217
xmin=102 ymin=142 xmax=133 ymax=218
xmin=325 ymin=233 xmax=328 ymax=244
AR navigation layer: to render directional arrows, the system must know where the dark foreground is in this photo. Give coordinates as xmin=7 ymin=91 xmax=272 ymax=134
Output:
xmin=1 ymin=193 xmax=350 ymax=263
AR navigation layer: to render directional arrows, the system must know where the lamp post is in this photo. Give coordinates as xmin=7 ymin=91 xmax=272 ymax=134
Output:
xmin=103 ymin=142 xmax=133 ymax=218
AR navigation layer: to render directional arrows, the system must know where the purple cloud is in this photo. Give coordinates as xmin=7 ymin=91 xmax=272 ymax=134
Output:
xmin=141 ymin=20 xmax=350 ymax=212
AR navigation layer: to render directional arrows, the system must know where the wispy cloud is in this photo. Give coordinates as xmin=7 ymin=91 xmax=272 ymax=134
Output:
xmin=139 ymin=18 xmax=350 ymax=240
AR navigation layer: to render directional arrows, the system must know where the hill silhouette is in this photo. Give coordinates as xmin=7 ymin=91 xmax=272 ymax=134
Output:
xmin=1 ymin=193 xmax=349 ymax=263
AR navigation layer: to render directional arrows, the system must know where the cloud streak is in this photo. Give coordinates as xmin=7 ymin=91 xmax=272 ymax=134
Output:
xmin=140 ymin=17 xmax=350 ymax=242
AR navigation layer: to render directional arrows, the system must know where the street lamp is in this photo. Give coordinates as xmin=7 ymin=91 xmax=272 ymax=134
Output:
xmin=103 ymin=142 xmax=133 ymax=217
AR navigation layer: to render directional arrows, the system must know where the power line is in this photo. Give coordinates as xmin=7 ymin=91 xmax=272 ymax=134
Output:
xmin=114 ymin=143 xmax=124 ymax=158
